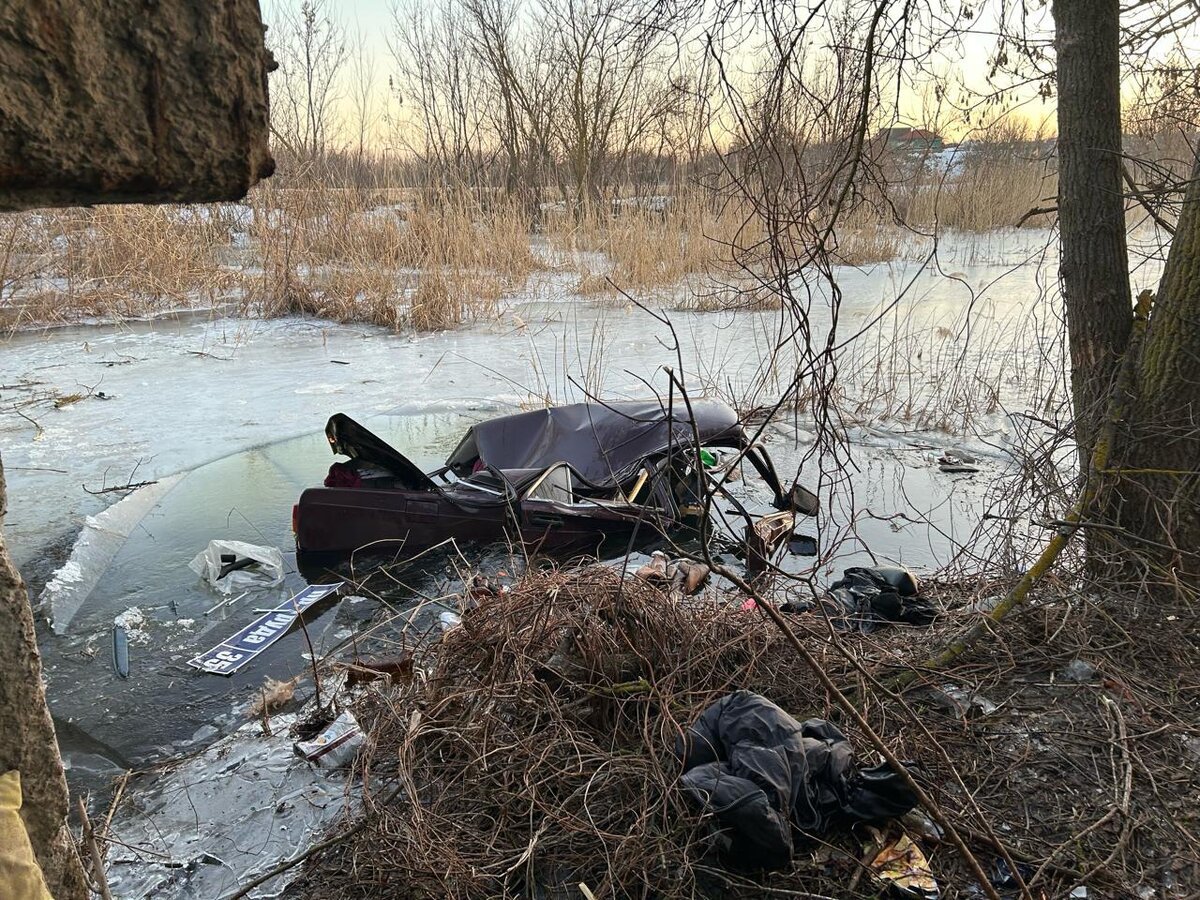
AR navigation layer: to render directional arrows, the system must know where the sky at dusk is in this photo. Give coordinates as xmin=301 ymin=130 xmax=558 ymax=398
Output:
xmin=256 ymin=0 xmax=1093 ymax=151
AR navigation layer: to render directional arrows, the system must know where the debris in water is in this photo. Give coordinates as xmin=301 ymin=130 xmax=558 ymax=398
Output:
xmin=202 ymin=590 xmax=249 ymax=617
xmin=216 ymin=553 xmax=257 ymax=581
xmin=114 ymin=606 xmax=151 ymax=645
xmin=746 ymin=510 xmax=796 ymax=574
xmin=106 ymin=713 xmax=352 ymax=897
xmin=788 ymin=533 xmax=819 ymax=556
xmin=188 ymin=539 xmax=284 ymax=594
xmin=249 ymin=676 xmax=300 ymax=717
xmin=294 ymin=710 xmax=364 ymax=769
xmin=672 ymin=559 xmax=710 ymax=595
xmin=112 ymin=625 xmax=130 ymax=678
xmin=634 ymin=550 xmax=670 ymax=582
xmin=937 ymin=449 xmax=980 ymax=474
xmin=188 ymin=582 xmax=343 ymax=675
xmin=634 ymin=553 xmax=709 ymax=596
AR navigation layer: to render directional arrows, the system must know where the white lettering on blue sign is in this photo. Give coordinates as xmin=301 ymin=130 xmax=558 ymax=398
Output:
xmin=188 ymin=582 xmax=343 ymax=675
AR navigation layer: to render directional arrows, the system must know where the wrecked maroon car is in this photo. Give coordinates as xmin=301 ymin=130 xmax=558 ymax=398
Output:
xmin=293 ymin=400 xmax=816 ymax=566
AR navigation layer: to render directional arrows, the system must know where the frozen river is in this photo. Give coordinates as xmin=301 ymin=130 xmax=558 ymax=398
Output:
xmin=0 ymin=225 xmax=1165 ymax=896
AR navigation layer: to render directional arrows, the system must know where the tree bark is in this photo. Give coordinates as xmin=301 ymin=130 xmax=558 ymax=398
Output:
xmin=0 ymin=457 xmax=88 ymax=899
xmin=1114 ymin=155 xmax=1200 ymax=579
xmin=0 ymin=0 xmax=274 ymax=211
xmin=1053 ymin=0 xmax=1133 ymax=472
xmin=0 ymin=5 xmax=272 ymax=896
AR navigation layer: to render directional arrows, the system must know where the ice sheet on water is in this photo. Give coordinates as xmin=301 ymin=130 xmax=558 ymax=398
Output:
xmin=107 ymin=713 xmax=353 ymax=899
xmin=40 ymin=475 xmax=184 ymax=634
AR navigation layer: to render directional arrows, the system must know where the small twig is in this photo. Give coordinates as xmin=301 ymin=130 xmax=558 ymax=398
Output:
xmin=98 ymin=834 xmax=174 ymax=860
xmin=82 ymin=479 xmax=158 ymax=496
xmin=13 ymin=406 xmax=42 ymax=436
xmin=260 ymin=687 xmax=273 ymax=736
xmin=1016 ymin=205 xmax=1058 ymax=226
xmin=295 ymin=600 xmax=324 ymax=712
xmin=846 ymin=839 xmax=877 ymax=892
xmin=1121 ymin=163 xmax=1175 ymax=236
xmin=98 ymin=770 xmax=130 ymax=858
xmin=77 ymin=797 xmax=114 ymax=900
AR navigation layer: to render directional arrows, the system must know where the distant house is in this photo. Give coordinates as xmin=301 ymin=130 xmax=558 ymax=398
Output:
xmin=880 ymin=127 xmax=945 ymax=152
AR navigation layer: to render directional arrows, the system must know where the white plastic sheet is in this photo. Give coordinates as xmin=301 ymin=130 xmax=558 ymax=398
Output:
xmin=188 ymin=539 xmax=284 ymax=594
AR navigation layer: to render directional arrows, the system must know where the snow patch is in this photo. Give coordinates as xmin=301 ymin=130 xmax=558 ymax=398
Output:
xmin=114 ymin=607 xmax=150 ymax=645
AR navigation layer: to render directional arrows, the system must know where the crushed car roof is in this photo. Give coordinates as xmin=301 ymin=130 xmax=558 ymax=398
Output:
xmin=445 ymin=400 xmax=747 ymax=487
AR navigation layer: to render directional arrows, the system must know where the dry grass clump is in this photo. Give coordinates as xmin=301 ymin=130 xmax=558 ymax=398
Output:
xmin=65 ymin=205 xmax=238 ymax=295
xmin=904 ymin=157 xmax=1057 ymax=232
xmin=243 ymin=181 xmax=536 ymax=330
xmin=676 ymin=281 xmax=781 ymax=312
xmin=0 ymin=204 xmax=237 ymax=328
xmin=830 ymin=206 xmax=904 ymax=265
xmin=0 ymin=185 xmax=536 ymax=333
xmin=547 ymin=191 xmax=760 ymax=292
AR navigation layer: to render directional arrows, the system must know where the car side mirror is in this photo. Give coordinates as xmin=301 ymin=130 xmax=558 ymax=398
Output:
xmin=786 ymin=483 xmax=819 ymax=517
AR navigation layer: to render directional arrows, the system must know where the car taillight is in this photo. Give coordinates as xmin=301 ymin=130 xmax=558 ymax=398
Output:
xmin=292 ymin=503 xmax=300 ymax=534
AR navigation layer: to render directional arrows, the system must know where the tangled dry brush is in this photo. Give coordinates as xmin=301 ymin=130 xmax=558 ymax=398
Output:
xmin=291 ymin=566 xmax=1200 ymax=899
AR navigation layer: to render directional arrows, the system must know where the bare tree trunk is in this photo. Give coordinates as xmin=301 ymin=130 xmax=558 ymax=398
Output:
xmin=1115 ymin=155 xmax=1200 ymax=579
xmin=0 ymin=457 xmax=88 ymax=899
xmin=1053 ymin=0 xmax=1133 ymax=471
xmin=1054 ymin=0 xmax=1200 ymax=577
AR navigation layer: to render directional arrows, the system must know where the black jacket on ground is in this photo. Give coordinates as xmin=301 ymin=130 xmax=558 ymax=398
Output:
xmin=677 ymin=691 xmax=918 ymax=870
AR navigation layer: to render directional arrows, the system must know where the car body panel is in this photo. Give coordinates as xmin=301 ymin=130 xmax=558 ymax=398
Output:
xmin=295 ymin=401 xmax=806 ymax=564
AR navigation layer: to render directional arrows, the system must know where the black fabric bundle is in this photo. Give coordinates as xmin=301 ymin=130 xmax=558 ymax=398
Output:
xmin=783 ymin=566 xmax=938 ymax=633
xmin=677 ymin=691 xmax=918 ymax=870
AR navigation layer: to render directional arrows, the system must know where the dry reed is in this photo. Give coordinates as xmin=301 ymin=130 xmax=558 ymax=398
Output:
xmin=243 ymin=181 xmax=537 ymax=330
xmin=546 ymin=191 xmax=761 ymax=293
xmin=287 ymin=561 xmax=1198 ymax=899
xmin=292 ymin=565 xmax=900 ymax=898
xmin=901 ymin=157 xmax=1057 ymax=232
xmin=0 ymin=152 xmax=1064 ymax=332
